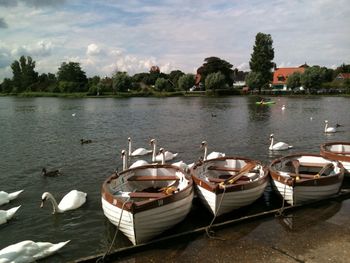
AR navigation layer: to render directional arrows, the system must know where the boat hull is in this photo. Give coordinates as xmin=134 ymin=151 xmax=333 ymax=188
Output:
xmin=191 ymin=156 xmax=269 ymax=216
xmin=320 ymin=142 xmax=350 ymax=176
xmin=269 ymin=154 xmax=344 ymax=206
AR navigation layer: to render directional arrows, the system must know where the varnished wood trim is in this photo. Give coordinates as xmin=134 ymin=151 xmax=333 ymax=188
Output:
xmin=320 ymin=142 xmax=350 ymax=162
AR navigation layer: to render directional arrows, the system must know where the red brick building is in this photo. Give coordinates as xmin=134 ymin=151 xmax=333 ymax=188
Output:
xmin=272 ymin=64 xmax=308 ymax=89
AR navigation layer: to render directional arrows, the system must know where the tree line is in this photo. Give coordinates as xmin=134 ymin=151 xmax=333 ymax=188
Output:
xmin=1 ymin=32 xmax=350 ymax=95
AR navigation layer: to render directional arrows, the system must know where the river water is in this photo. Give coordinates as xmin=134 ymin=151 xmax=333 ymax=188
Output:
xmin=0 ymin=96 xmax=349 ymax=262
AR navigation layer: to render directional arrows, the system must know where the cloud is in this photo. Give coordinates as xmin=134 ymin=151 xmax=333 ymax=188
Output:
xmin=0 ymin=18 xmax=8 ymax=28
xmin=86 ymin=43 xmax=101 ymax=56
xmin=0 ymin=0 xmax=65 ymax=8
xmin=11 ymin=40 xmax=53 ymax=57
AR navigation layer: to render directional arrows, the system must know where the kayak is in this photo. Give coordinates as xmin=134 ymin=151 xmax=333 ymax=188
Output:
xmin=255 ymin=101 xmax=276 ymax=105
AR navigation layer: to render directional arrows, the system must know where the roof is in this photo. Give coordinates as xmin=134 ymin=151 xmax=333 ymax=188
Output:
xmin=272 ymin=67 xmax=305 ymax=85
xmin=336 ymin=73 xmax=350 ymax=79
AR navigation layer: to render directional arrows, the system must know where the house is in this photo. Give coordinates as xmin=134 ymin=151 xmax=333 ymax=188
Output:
xmin=272 ymin=64 xmax=308 ymax=89
xmin=335 ymin=73 xmax=350 ymax=81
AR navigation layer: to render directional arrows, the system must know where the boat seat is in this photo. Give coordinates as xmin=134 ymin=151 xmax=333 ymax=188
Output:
xmin=208 ymin=176 xmax=250 ymax=183
xmin=207 ymin=166 xmax=241 ymax=172
xmin=128 ymin=175 xmax=179 ymax=181
xmin=129 ymin=192 xmax=167 ymax=198
xmin=298 ymin=162 xmax=328 ymax=168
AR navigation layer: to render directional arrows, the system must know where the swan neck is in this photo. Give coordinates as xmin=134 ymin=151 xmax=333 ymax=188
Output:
xmin=46 ymin=193 xmax=61 ymax=213
xmin=122 ymin=154 xmax=128 ymax=170
xmin=324 ymin=122 xmax=328 ymax=132
xmin=203 ymin=145 xmax=207 ymax=161
xmin=152 ymin=142 xmax=156 ymax=162
xmin=128 ymin=140 xmax=132 ymax=156
xmin=270 ymin=136 xmax=274 ymax=148
xmin=161 ymin=152 xmax=165 ymax=164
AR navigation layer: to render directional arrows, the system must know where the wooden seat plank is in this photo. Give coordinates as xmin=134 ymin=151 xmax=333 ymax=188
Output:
xmin=129 ymin=192 xmax=166 ymax=198
xmin=207 ymin=166 xmax=241 ymax=172
xmin=128 ymin=175 xmax=179 ymax=181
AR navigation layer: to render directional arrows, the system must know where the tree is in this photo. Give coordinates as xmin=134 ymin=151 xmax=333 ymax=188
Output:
xmin=301 ymin=66 xmax=327 ymax=90
xmin=169 ymin=70 xmax=184 ymax=90
xmin=1 ymin=78 xmax=13 ymax=93
xmin=249 ymin=33 xmax=275 ymax=92
xmin=199 ymin=57 xmax=234 ymax=87
xmin=205 ymin=72 xmax=226 ymax=90
xmin=178 ymin=74 xmax=195 ymax=91
xmin=286 ymin=72 xmax=302 ymax=90
xmin=112 ymin=72 xmax=131 ymax=93
xmin=10 ymin=56 xmax=38 ymax=92
xmin=155 ymin=78 xmax=173 ymax=92
xmin=57 ymin=62 xmax=88 ymax=92
xmin=245 ymin=72 xmax=264 ymax=91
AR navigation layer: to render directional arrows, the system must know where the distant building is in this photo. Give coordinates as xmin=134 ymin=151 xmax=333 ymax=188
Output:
xmin=150 ymin=66 xmax=160 ymax=73
xmin=272 ymin=64 xmax=308 ymax=89
xmin=335 ymin=73 xmax=350 ymax=81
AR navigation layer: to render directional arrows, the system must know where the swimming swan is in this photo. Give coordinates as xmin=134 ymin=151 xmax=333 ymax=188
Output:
xmin=150 ymin=139 xmax=178 ymax=162
xmin=324 ymin=120 xmax=336 ymax=133
xmin=0 ymin=206 xmax=21 ymax=225
xmin=0 ymin=240 xmax=70 ymax=262
xmin=128 ymin=137 xmax=152 ymax=156
xmin=40 ymin=190 xmax=87 ymax=214
xmin=269 ymin=134 xmax=293 ymax=151
xmin=0 ymin=190 xmax=24 ymax=206
xmin=201 ymin=141 xmax=225 ymax=161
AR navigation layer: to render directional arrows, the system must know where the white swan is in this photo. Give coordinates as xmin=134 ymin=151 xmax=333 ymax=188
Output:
xmin=0 ymin=190 xmax=24 ymax=206
xmin=150 ymin=139 xmax=178 ymax=162
xmin=269 ymin=134 xmax=293 ymax=151
xmin=128 ymin=137 xmax=152 ymax=157
xmin=121 ymin=150 xmax=128 ymax=170
xmin=172 ymin=160 xmax=189 ymax=172
xmin=324 ymin=120 xmax=336 ymax=133
xmin=0 ymin=206 xmax=21 ymax=225
xmin=129 ymin=160 xmax=149 ymax=169
xmin=201 ymin=141 xmax=225 ymax=161
xmin=0 ymin=240 xmax=70 ymax=262
xmin=40 ymin=190 xmax=87 ymax=214
xmin=281 ymin=105 xmax=286 ymax=110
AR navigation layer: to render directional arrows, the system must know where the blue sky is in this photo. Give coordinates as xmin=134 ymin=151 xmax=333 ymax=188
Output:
xmin=0 ymin=0 xmax=349 ymax=80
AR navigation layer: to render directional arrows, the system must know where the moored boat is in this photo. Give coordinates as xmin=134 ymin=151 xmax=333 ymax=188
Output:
xmin=190 ymin=156 xmax=268 ymax=217
xmin=320 ymin=142 xmax=350 ymax=175
xmin=101 ymin=163 xmax=193 ymax=245
xmin=269 ymin=153 xmax=344 ymax=206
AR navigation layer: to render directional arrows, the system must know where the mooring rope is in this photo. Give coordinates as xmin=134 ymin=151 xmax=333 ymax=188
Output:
xmin=97 ymin=197 xmax=131 ymax=263
xmin=275 ymin=180 xmax=287 ymax=217
xmin=205 ymin=185 xmax=226 ymax=241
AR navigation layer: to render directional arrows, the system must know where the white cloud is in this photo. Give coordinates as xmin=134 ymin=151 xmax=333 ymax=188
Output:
xmin=86 ymin=43 xmax=101 ymax=56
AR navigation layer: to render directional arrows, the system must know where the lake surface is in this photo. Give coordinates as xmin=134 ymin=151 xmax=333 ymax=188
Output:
xmin=0 ymin=96 xmax=349 ymax=262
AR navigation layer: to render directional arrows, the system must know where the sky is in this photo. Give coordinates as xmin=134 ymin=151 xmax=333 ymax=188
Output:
xmin=0 ymin=0 xmax=349 ymax=80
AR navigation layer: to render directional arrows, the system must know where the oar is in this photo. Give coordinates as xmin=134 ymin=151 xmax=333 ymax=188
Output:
xmin=219 ymin=162 xmax=256 ymax=186
xmin=314 ymin=163 xmax=334 ymax=178
xmin=292 ymin=159 xmax=300 ymax=180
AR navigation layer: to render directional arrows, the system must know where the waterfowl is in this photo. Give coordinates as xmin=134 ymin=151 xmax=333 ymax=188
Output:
xmin=0 ymin=206 xmax=21 ymax=225
xmin=201 ymin=141 xmax=225 ymax=161
xmin=0 ymin=190 xmax=24 ymax=206
xmin=172 ymin=160 xmax=189 ymax=172
xmin=40 ymin=190 xmax=87 ymax=214
xmin=269 ymin=134 xmax=293 ymax=151
xmin=150 ymin=139 xmax=178 ymax=162
xmin=281 ymin=105 xmax=286 ymax=110
xmin=41 ymin=168 xmax=61 ymax=177
xmin=324 ymin=120 xmax=336 ymax=133
xmin=128 ymin=137 xmax=152 ymax=156
xmin=0 ymin=240 xmax=70 ymax=262
xmin=80 ymin=139 xmax=92 ymax=144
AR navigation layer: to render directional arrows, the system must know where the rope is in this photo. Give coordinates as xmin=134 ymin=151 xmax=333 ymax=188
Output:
xmin=275 ymin=180 xmax=287 ymax=217
xmin=97 ymin=197 xmax=131 ymax=263
xmin=205 ymin=186 xmax=226 ymax=241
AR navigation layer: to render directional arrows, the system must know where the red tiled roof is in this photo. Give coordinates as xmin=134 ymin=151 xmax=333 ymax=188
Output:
xmin=272 ymin=67 xmax=305 ymax=85
xmin=336 ymin=73 xmax=350 ymax=79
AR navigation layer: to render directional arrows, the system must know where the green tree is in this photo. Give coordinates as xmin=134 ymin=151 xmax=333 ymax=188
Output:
xmin=199 ymin=57 xmax=234 ymax=87
xmin=155 ymin=77 xmax=173 ymax=92
xmin=245 ymin=72 xmax=264 ymax=91
xmin=205 ymin=72 xmax=226 ymax=90
xmin=178 ymin=74 xmax=195 ymax=91
xmin=301 ymin=66 xmax=327 ymax=90
xmin=286 ymin=72 xmax=302 ymax=90
xmin=57 ymin=62 xmax=87 ymax=92
xmin=1 ymin=78 xmax=13 ymax=93
xmin=249 ymin=33 xmax=275 ymax=92
xmin=112 ymin=72 xmax=131 ymax=93
xmin=169 ymin=70 xmax=184 ymax=90
xmin=10 ymin=56 xmax=38 ymax=92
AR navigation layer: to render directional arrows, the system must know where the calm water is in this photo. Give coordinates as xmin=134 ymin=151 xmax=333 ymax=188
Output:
xmin=0 ymin=96 xmax=349 ymax=262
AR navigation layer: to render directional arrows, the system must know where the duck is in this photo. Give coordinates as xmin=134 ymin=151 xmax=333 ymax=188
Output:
xmin=80 ymin=139 xmax=92 ymax=144
xmin=324 ymin=120 xmax=337 ymax=133
xmin=0 ymin=206 xmax=21 ymax=225
xmin=150 ymin=139 xmax=178 ymax=162
xmin=0 ymin=190 xmax=24 ymax=206
xmin=201 ymin=141 xmax=225 ymax=161
xmin=0 ymin=240 xmax=70 ymax=262
xmin=128 ymin=137 xmax=152 ymax=157
xmin=40 ymin=190 xmax=87 ymax=214
xmin=269 ymin=134 xmax=293 ymax=151
xmin=41 ymin=168 xmax=61 ymax=177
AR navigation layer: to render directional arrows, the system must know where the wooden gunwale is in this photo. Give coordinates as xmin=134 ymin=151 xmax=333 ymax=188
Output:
xmin=128 ymin=175 xmax=179 ymax=181
xmin=269 ymin=153 xmax=344 ymax=187
xmin=191 ymin=156 xmax=269 ymax=194
xmin=320 ymin=142 xmax=350 ymax=163
xmin=102 ymin=164 xmax=193 ymax=213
